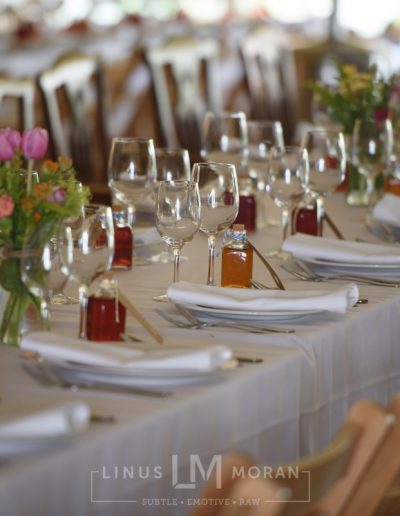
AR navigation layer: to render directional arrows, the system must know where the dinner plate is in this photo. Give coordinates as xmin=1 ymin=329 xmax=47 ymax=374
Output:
xmin=298 ymin=256 xmax=400 ymax=270
xmin=183 ymin=303 xmax=323 ymax=322
xmin=42 ymin=357 xmax=230 ymax=388
xmin=296 ymin=257 xmax=400 ymax=281
xmin=0 ymin=433 xmax=78 ymax=459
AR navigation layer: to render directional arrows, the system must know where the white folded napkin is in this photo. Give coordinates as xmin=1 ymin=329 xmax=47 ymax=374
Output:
xmin=20 ymin=332 xmax=232 ymax=372
xmin=167 ymin=281 xmax=359 ymax=314
xmin=281 ymin=233 xmax=400 ymax=264
xmin=372 ymin=194 xmax=400 ymax=227
xmin=134 ymin=226 xmax=162 ymax=247
xmin=0 ymin=402 xmax=90 ymax=438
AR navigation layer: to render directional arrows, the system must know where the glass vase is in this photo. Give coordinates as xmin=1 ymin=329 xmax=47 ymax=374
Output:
xmin=0 ymin=252 xmax=38 ymax=346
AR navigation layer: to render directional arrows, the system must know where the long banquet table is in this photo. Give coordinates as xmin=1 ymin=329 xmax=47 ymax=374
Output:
xmin=1 ymin=193 xmax=400 ymax=516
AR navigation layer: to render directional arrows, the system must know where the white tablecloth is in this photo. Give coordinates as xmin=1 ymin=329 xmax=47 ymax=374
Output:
xmin=1 ymin=193 xmax=400 ymax=516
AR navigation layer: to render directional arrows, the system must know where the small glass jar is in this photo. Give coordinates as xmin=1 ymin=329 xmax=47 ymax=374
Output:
xmin=112 ymin=206 xmax=133 ymax=269
xmin=291 ymin=198 xmax=321 ymax=236
xmin=233 ymin=178 xmax=256 ymax=232
xmin=86 ymin=277 xmax=126 ymax=341
xmin=221 ymin=224 xmax=253 ymax=288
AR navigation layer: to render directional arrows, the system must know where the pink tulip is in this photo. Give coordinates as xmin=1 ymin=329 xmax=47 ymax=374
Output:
xmin=21 ymin=127 xmax=49 ymax=160
xmin=0 ymin=130 xmax=15 ymax=161
xmin=0 ymin=194 xmax=14 ymax=218
xmin=4 ymin=128 xmax=21 ymax=152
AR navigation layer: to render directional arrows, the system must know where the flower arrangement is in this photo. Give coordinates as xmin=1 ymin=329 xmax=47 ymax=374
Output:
xmin=0 ymin=126 xmax=90 ymax=345
xmin=308 ymin=63 xmax=391 ymax=134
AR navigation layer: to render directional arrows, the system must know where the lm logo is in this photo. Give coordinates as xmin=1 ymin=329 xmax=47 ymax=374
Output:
xmin=172 ymin=454 xmax=222 ymax=489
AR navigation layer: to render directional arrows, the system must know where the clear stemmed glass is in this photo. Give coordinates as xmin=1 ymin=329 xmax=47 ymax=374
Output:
xmin=201 ymin=111 xmax=248 ymax=177
xmin=352 ymin=117 xmax=393 ymax=206
xmin=20 ymin=223 xmax=73 ymax=331
xmin=108 ymin=137 xmax=156 ymax=264
xmin=247 ymin=119 xmax=285 ymax=228
xmin=154 ymin=180 xmax=201 ymax=301
xmin=301 ymin=129 xmax=346 ymax=234
xmin=267 ymin=145 xmax=309 ymax=257
xmin=69 ymin=204 xmax=115 ymax=339
xmin=151 ymin=147 xmax=191 ymax=264
xmin=192 ymin=162 xmax=239 ymax=285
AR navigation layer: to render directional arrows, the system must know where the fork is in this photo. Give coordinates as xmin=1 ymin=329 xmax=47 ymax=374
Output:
xmin=172 ymin=305 xmax=295 ymax=334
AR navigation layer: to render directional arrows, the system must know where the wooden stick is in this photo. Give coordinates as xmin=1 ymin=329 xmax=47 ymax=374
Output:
xmin=118 ymin=289 xmax=164 ymax=345
xmin=247 ymin=240 xmax=285 ymax=290
xmin=324 ymin=212 xmax=345 ymax=240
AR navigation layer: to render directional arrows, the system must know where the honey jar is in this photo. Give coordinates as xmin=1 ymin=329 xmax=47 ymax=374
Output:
xmin=221 ymin=224 xmax=253 ymax=288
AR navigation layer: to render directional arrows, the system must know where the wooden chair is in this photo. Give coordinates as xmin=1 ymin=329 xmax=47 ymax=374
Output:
xmin=190 ymin=399 xmax=392 ymax=516
xmin=0 ymin=75 xmax=35 ymax=130
xmin=145 ymin=36 xmax=221 ymax=162
xmin=37 ymin=51 xmax=110 ymax=202
xmin=240 ymin=25 xmax=300 ymax=144
xmin=338 ymin=394 xmax=400 ymax=516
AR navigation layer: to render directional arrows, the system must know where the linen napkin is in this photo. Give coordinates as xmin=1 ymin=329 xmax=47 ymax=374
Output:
xmin=0 ymin=401 xmax=90 ymax=437
xmin=167 ymin=281 xmax=359 ymax=314
xmin=281 ymin=233 xmax=400 ymax=264
xmin=20 ymin=332 xmax=232 ymax=372
xmin=372 ymin=194 xmax=400 ymax=227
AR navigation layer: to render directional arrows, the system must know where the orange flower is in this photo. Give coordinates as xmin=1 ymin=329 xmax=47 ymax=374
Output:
xmin=43 ymin=160 xmax=59 ymax=172
xmin=21 ymin=196 xmax=34 ymax=210
xmin=33 ymin=212 xmax=41 ymax=221
xmin=33 ymin=183 xmax=51 ymax=198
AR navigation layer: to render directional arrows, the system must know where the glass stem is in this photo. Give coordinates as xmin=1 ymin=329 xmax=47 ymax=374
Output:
xmin=366 ymin=177 xmax=375 ymax=207
xmin=173 ymin=247 xmax=181 ymax=283
xmin=207 ymin=234 xmax=217 ymax=286
xmin=40 ymin=297 xmax=51 ymax=331
xmin=281 ymin=208 xmax=289 ymax=247
xmin=78 ymin=283 xmax=89 ymax=339
xmin=316 ymin=196 xmax=325 ymax=237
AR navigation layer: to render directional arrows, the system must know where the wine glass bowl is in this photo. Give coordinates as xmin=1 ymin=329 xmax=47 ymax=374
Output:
xmin=20 ymin=223 xmax=73 ymax=330
xmin=267 ymin=145 xmax=308 ymax=255
xmin=69 ymin=204 xmax=115 ymax=339
xmin=108 ymin=137 xmax=157 ymax=208
xmin=352 ymin=118 xmax=393 ymax=205
xmin=192 ymin=162 xmax=239 ymax=285
xmin=302 ymin=129 xmax=346 ymax=234
xmin=201 ymin=111 xmax=248 ymax=175
xmin=154 ymin=180 xmax=201 ymax=300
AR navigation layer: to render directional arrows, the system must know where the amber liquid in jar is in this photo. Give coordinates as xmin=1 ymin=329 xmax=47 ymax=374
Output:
xmin=87 ymin=296 xmax=126 ymax=341
xmin=221 ymin=224 xmax=253 ymax=288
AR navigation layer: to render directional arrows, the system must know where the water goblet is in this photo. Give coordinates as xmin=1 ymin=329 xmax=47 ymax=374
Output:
xmin=192 ymin=162 xmax=239 ymax=285
xmin=201 ymin=111 xmax=248 ymax=177
xmin=352 ymin=117 xmax=393 ymax=207
xmin=246 ymin=119 xmax=285 ymax=228
xmin=20 ymin=223 xmax=73 ymax=331
xmin=108 ymin=137 xmax=156 ymax=264
xmin=69 ymin=204 xmax=115 ymax=339
xmin=154 ymin=180 xmax=201 ymax=301
xmin=301 ymin=129 xmax=346 ymax=234
xmin=151 ymin=147 xmax=191 ymax=264
xmin=266 ymin=145 xmax=309 ymax=257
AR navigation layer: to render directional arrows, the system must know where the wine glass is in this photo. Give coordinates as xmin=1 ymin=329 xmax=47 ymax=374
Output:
xmin=201 ymin=111 xmax=248 ymax=177
xmin=267 ymin=146 xmax=309 ymax=257
xmin=352 ymin=117 xmax=393 ymax=206
xmin=151 ymin=147 xmax=191 ymax=264
xmin=192 ymin=162 xmax=239 ymax=285
xmin=301 ymin=129 xmax=346 ymax=234
xmin=20 ymin=223 xmax=73 ymax=331
xmin=108 ymin=137 xmax=156 ymax=264
xmin=69 ymin=204 xmax=115 ymax=339
xmin=154 ymin=180 xmax=201 ymax=300
xmin=246 ymin=119 xmax=285 ymax=228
